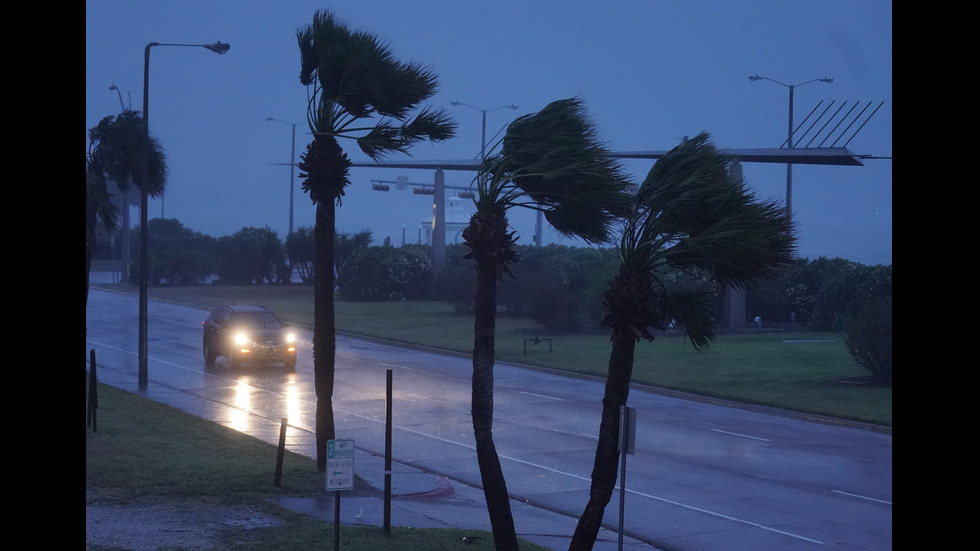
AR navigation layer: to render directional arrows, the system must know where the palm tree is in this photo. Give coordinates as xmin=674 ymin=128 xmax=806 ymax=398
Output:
xmin=295 ymin=9 xmax=456 ymax=471
xmin=463 ymin=97 xmax=632 ymax=550
xmin=568 ymin=132 xmax=796 ymax=551
xmin=86 ymin=111 xmax=167 ymax=307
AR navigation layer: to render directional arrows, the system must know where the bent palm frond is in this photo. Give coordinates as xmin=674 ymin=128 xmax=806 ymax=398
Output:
xmin=477 ymin=97 xmax=633 ymax=245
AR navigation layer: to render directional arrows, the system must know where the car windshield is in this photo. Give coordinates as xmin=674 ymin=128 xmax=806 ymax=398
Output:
xmin=231 ymin=312 xmax=282 ymax=329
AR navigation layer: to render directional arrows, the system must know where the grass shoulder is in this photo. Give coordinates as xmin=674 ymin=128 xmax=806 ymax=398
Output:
xmin=86 ymin=380 xmax=550 ymax=551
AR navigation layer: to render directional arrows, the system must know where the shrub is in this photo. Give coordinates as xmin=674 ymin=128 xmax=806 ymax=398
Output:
xmin=214 ymin=226 xmax=286 ymax=285
xmin=435 ymin=263 xmax=476 ymax=312
xmin=842 ymin=295 xmax=892 ymax=385
xmin=129 ymin=218 xmax=221 ymax=286
xmin=505 ymin=245 xmax=618 ymax=333
xmin=337 ymin=245 xmax=432 ymax=301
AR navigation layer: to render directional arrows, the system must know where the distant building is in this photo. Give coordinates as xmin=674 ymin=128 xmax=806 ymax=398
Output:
xmin=420 ymin=195 xmax=472 ymax=245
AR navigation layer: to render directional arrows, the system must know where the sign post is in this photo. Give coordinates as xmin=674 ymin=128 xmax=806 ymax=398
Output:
xmin=327 ymin=439 xmax=354 ymax=550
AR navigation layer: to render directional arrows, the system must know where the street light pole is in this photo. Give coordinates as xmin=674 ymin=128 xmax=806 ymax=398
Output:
xmin=450 ymin=101 xmax=518 ymax=161
xmin=139 ymin=40 xmax=229 ymax=390
xmin=749 ymin=74 xmax=833 ymax=222
xmin=109 ymin=84 xmax=127 ymax=112
xmin=266 ymin=118 xmax=298 ymax=236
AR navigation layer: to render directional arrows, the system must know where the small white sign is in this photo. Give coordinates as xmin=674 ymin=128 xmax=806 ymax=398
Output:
xmin=326 ymin=439 xmax=354 ymax=491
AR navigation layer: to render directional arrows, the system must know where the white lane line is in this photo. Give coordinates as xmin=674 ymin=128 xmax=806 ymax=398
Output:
xmin=832 ymin=490 xmax=892 ymax=505
xmin=710 ymin=428 xmax=771 ymax=442
xmin=87 ymin=341 xmax=199 ymax=373
xmin=331 ymin=417 xmax=823 ymax=544
xmin=85 ymin=340 xmax=130 ymax=355
xmin=517 ymin=391 xmax=565 ymax=401
xmin=493 ymin=451 xmax=824 ymax=545
xmin=622 ymin=485 xmax=825 ymax=544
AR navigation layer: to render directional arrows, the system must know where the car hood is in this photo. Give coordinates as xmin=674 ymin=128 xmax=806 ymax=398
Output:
xmin=233 ymin=326 xmax=288 ymax=339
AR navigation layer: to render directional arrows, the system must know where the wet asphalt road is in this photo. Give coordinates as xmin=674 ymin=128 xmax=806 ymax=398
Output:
xmin=85 ymin=287 xmax=892 ymax=550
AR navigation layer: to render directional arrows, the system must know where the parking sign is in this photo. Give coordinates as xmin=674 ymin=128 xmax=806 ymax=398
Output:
xmin=326 ymin=439 xmax=354 ymax=491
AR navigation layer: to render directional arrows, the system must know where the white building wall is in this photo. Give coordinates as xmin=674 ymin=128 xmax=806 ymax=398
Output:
xmin=421 ymin=195 xmax=472 ymax=245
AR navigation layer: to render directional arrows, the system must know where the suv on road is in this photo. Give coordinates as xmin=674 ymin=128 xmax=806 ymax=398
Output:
xmin=202 ymin=304 xmax=298 ymax=369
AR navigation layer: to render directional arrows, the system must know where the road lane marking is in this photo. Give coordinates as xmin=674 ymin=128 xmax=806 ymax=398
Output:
xmin=492 ymin=452 xmax=825 ymax=545
xmin=832 ymin=490 xmax=892 ymax=505
xmin=710 ymin=428 xmax=770 ymax=442
xmin=621 ymin=485 xmax=826 ymax=544
xmin=517 ymin=391 xmax=565 ymax=401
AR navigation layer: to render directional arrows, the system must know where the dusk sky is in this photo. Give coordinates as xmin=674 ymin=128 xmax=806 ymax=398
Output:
xmin=85 ymin=1 xmax=892 ymax=266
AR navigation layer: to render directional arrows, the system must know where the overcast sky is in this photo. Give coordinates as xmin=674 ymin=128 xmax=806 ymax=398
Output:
xmin=85 ymin=0 xmax=892 ymax=266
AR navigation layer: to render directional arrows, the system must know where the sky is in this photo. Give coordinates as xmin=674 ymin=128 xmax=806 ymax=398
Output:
xmin=85 ymin=0 xmax=892 ymax=266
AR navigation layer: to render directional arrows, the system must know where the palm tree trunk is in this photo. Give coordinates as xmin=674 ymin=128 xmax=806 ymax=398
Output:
xmin=313 ymin=199 xmax=337 ymax=471
xmin=472 ymin=256 xmax=519 ymax=551
xmin=569 ymin=331 xmax=637 ymax=551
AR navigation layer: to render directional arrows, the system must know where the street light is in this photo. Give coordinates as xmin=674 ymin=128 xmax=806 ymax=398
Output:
xmin=139 ymin=41 xmax=229 ymax=390
xmin=450 ymin=101 xmax=518 ymax=161
xmin=266 ymin=117 xmax=298 ymax=236
xmin=109 ymin=84 xmax=127 ymax=112
xmin=749 ymin=74 xmax=833 ymax=221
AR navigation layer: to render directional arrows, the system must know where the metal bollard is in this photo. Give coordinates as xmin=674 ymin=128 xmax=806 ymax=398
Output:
xmin=87 ymin=350 xmax=98 ymax=432
xmin=274 ymin=418 xmax=287 ymax=487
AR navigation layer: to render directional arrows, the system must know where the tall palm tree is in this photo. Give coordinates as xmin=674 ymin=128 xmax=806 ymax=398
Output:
xmin=295 ymin=9 xmax=456 ymax=471
xmin=568 ymin=132 xmax=796 ymax=551
xmin=463 ymin=97 xmax=632 ymax=550
xmin=86 ymin=111 xmax=167 ymax=307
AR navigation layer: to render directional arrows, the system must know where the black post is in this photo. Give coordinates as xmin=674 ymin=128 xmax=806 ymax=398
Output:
xmin=334 ymin=491 xmax=341 ymax=551
xmin=274 ymin=418 xmax=287 ymax=487
xmin=384 ymin=369 xmax=393 ymax=534
xmin=618 ymin=434 xmax=627 ymax=551
xmin=87 ymin=350 xmax=98 ymax=432
xmin=138 ymin=43 xmax=156 ymax=391
xmin=618 ymin=405 xmax=634 ymax=551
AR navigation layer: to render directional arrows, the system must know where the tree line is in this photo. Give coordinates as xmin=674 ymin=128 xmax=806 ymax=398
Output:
xmin=94 ymin=219 xmax=891 ymax=335
xmin=93 ymin=219 xmax=890 ymax=375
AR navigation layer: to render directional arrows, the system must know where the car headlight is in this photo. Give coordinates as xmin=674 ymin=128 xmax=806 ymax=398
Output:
xmin=233 ymin=331 xmax=250 ymax=346
xmin=285 ymin=332 xmax=296 ymax=344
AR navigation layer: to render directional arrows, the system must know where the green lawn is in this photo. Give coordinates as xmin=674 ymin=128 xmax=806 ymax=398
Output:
xmin=93 ymin=282 xmax=891 ymax=427
xmin=87 ymin=379 xmax=550 ymax=551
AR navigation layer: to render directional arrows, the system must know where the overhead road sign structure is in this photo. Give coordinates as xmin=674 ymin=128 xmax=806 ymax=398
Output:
xmin=613 ymin=147 xmax=866 ymax=166
xmin=351 ymin=146 xmax=868 ymax=171
xmin=352 ymin=100 xmax=883 ymax=171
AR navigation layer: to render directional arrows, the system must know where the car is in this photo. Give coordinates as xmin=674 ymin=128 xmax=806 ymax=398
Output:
xmin=202 ymin=304 xmax=297 ymax=370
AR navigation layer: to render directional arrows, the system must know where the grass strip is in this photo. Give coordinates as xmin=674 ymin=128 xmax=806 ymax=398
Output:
xmin=86 ymin=380 xmax=551 ymax=551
